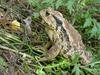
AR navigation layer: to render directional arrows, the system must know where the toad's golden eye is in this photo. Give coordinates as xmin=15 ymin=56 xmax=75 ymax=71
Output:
xmin=46 ymin=11 xmax=50 ymax=16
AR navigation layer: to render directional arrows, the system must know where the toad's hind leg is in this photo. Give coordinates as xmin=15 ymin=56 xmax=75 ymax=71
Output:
xmin=39 ymin=43 xmax=61 ymax=61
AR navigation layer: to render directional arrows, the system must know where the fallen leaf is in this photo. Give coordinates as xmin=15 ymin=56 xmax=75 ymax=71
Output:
xmin=11 ymin=20 xmax=21 ymax=31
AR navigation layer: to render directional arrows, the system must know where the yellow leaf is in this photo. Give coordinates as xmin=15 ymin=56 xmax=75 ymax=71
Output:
xmin=11 ymin=20 xmax=21 ymax=31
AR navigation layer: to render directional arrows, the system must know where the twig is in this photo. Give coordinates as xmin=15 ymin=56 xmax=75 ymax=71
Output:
xmin=0 ymin=45 xmax=33 ymax=59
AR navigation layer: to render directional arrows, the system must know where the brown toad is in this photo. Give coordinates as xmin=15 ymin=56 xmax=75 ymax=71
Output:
xmin=40 ymin=7 xmax=92 ymax=64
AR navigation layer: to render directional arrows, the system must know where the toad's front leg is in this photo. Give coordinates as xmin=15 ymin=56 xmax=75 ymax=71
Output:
xmin=39 ymin=42 xmax=61 ymax=61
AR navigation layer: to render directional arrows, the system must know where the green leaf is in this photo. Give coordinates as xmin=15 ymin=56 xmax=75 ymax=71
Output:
xmin=55 ymin=0 xmax=63 ymax=9
xmin=36 ymin=69 xmax=46 ymax=75
xmin=83 ymin=18 xmax=92 ymax=28
xmin=32 ymin=12 xmax=40 ymax=18
xmin=96 ymin=22 xmax=100 ymax=39
xmin=75 ymin=64 xmax=80 ymax=75
xmin=97 ymin=23 xmax=100 ymax=40
xmin=0 ymin=56 xmax=8 ymax=69
xmin=27 ymin=0 xmax=42 ymax=10
xmin=97 ymin=23 xmax=100 ymax=32
xmin=0 ymin=37 xmax=10 ymax=44
xmin=71 ymin=53 xmax=80 ymax=64
xmin=42 ymin=0 xmax=53 ymax=3
xmin=66 ymin=0 xmax=75 ymax=13
xmin=89 ymin=61 xmax=100 ymax=67
xmin=42 ymin=0 xmax=55 ymax=8
xmin=72 ymin=64 xmax=80 ymax=75
xmin=80 ymin=66 xmax=100 ymax=75
xmin=4 ymin=33 xmax=21 ymax=43
xmin=90 ymin=25 xmax=97 ymax=38
xmin=80 ymin=70 xmax=85 ymax=75
xmin=55 ymin=71 xmax=62 ymax=75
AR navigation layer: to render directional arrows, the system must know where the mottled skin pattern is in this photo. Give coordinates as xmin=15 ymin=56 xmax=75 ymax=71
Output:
xmin=40 ymin=7 xmax=91 ymax=64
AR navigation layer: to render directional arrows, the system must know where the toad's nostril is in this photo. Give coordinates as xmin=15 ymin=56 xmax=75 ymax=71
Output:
xmin=46 ymin=11 xmax=50 ymax=16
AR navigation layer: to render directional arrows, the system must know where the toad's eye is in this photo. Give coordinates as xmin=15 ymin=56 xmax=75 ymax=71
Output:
xmin=46 ymin=11 xmax=50 ymax=16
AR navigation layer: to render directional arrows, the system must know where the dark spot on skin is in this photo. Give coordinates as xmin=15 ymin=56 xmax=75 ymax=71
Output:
xmin=8 ymin=20 xmax=11 ymax=21
xmin=52 ymin=15 xmax=69 ymax=41
xmin=0 ymin=16 xmax=3 ymax=18
xmin=52 ymin=15 xmax=62 ymax=25
xmin=4 ymin=8 xmax=7 ymax=12
xmin=46 ymin=11 xmax=50 ymax=16
xmin=63 ymin=50 xmax=67 ymax=54
xmin=61 ymin=45 xmax=63 ymax=49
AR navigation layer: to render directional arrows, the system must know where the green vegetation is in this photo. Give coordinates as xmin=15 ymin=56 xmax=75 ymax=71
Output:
xmin=0 ymin=0 xmax=100 ymax=75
